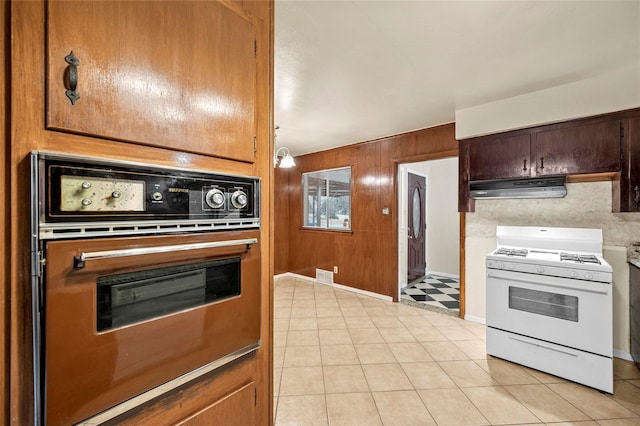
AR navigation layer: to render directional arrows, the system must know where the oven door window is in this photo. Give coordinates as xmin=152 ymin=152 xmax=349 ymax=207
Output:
xmin=509 ymin=286 xmax=578 ymax=322
xmin=97 ymin=258 xmax=240 ymax=331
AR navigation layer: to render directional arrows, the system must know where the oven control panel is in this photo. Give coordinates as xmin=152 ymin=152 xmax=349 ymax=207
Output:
xmin=37 ymin=153 xmax=260 ymax=225
xmin=60 ymin=175 xmax=146 ymax=212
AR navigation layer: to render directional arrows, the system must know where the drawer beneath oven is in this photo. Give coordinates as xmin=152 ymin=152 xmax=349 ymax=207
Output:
xmin=487 ymin=327 xmax=613 ymax=393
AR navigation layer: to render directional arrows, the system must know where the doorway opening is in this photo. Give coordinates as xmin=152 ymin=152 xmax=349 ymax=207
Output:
xmin=397 ymin=158 xmax=460 ymax=316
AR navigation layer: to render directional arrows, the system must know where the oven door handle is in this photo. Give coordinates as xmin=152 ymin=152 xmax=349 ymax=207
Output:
xmin=487 ymin=271 xmax=609 ymax=295
xmin=73 ymin=238 xmax=258 ymax=269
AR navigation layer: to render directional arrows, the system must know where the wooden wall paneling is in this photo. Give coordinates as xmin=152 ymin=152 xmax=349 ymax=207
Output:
xmin=1 ymin=1 xmax=7 ymax=423
xmin=10 ymin=1 xmax=48 ymax=423
xmin=379 ymin=139 xmax=398 ymax=299
xmin=286 ymin=158 xmax=304 ymax=275
xmin=282 ymin=123 xmax=458 ymax=300
xmin=351 ymin=143 xmax=380 ymax=292
xmin=274 ymin=167 xmax=290 ymax=275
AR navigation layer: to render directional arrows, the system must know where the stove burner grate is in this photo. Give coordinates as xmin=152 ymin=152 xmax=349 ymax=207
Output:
xmin=494 ymin=248 xmax=528 ymax=257
xmin=560 ymin=253 xmax=601 ymax=264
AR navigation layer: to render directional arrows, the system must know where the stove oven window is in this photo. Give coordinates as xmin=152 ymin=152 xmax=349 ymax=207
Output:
xmin=509 ymin=286 xmax=578 ymax=322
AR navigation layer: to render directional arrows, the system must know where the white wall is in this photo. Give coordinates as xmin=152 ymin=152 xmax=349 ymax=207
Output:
xmin=426 ymin=158 xmax=460 ymax=277
xmin=398 ymin=157 xmax=459 ymax=292
xmin=455 ymin=64 xmax=640 ymax=140
xmin=464 ymin=181 xmax=640 ymax=358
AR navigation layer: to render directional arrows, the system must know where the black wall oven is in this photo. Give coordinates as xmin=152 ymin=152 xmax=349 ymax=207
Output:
xmin=30 ymin=152 xmax=261 ymax=425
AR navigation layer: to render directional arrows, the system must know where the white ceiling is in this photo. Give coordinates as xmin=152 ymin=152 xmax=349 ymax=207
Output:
xmin=274 ymin=0 xmax=640 ymax=156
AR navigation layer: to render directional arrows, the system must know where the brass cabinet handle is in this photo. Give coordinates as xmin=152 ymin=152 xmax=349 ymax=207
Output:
xmin=64 ymin=51 xmax=80 ymax=105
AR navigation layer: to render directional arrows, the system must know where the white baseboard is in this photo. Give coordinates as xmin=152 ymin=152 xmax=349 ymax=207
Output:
xmin=614 ymin=349 xmax=633 ymax=362
xmin=463 ymin=315 xmax=486 ymax=325
xmin=274 ymin=272 xmax=393 ymax=302
xmin=427 ymin=271 xmax=460 ymax=279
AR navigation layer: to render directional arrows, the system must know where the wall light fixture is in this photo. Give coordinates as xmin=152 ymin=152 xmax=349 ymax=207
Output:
xmin=273 ymin=125 xmax=296 ymax=168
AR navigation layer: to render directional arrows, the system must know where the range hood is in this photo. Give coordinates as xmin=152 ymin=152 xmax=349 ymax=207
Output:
xmin=470 ymin=176 xmax=567 ymax=199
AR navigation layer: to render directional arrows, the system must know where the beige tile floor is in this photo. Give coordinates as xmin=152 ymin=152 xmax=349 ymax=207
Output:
xmin=273 ymin=276 xmax=640 ymax=426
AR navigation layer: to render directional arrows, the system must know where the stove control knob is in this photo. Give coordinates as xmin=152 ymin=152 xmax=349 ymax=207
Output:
xmin=498 ymin=262 xmax=505 ymax=269
xmin=81 ymin=181 xmax=92 ymax=190
xmin=152 ymin=192 xmax=163 ymax=201
xmin=231 ymin=190 xmax=248 ymax=209
xmin=81 ymin=198 xmax=92 ymax=206
xmin=585 ymin=273 xmax=594 ymax=280
xmin=111 ymin=191 xmax=122 ymax=199
xmin=507 ymin=263 xmax=515 ymax=270
xmin=536 ymin=266 xmax=544 ymax=273
xmin=570 ymin=271 xmax=578 ymax=278
xmin=205 ymin=189 xmax=225 ymax=209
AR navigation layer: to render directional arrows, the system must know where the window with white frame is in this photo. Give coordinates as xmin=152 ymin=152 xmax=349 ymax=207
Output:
xmin=302 ymin=167 xmax=351 ymax=230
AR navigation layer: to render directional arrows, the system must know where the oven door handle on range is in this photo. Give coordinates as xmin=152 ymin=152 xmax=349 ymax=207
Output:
xmin=487 ymin=270 xmax=610 ymax=295
xmin=73 ymin=238 xmax=258 ymax=269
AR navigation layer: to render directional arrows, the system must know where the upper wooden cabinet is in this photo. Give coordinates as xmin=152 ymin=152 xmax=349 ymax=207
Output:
xmin=459 ymin=109 xmax=640 ymax=213
xmin=619 ymin=116 xmax=640 ymax=212
xmin=468 ymin=134 xmax=531 ymax=181
xmin=467 ymin=119 xmax=621 ymax=182
xmin=46 ymin=1 xmax=257 ymax=163
xmin=534 ymin=120 xmax=621 ymax=176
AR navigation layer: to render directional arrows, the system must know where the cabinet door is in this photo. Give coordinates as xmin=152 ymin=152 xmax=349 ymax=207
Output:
xmin=47 ymin=1 xmax=256 ymax=162
xmin=619 ymin=116 xmax=640 ymax=212
xmin=468 ymin=134 xmax=531 ymax=181
xmin=177 ymin=382 xmax=256 ymax=426
xmin=630 ymin=264 xmax=640 ymax=367
xmin=534 ymin=120 xmax=621 ymax=176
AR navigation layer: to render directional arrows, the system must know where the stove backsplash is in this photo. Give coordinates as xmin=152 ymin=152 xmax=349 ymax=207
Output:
xmin=465 ymin=181 xmax=640 ymax=357
xmin=467 ymin=181 xmax=640 ymax=245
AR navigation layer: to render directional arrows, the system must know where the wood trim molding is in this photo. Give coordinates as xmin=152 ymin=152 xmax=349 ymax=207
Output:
xmin=1 ymin=1 xmax=8 ymax=423
xmin=459 ymin=213 xmax=466 ymax=319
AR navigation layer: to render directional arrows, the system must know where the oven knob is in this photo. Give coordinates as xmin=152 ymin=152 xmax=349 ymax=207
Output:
xmin=81 ymin=181 xmax=92 ymax=189
xmin=81 ymin=198 xmax=92 ymax=206
xmin=498 ymin=262 xmax=505 ymax=269
xmin=536 ymin=266 xmax=544 ymax=273
xmin=507 ymin=263 xmax=515 ymax=270
xmin=570 ymin=271 xmax=578 ymax=278
xmin=205 ymin=189 xmax=225 ymax=209
xmin=152 ymin=192 xmax=163 ymax=201
xmin=585 ymin=273 xmax=594 ymax=280
xmin=112 ymin=191 xmax=122 ymax=199
xmin=231 ymin=190 xmax=248 ymax=209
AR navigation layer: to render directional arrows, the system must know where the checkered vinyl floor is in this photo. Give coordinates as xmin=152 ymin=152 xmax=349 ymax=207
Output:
xmin=400 ymin=274 xmax=460 ymax=312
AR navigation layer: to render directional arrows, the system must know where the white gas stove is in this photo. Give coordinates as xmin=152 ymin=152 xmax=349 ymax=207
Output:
xmin=487 ymin=226 xmax=612 ymax=282
xmin=486 ymin=226 xmax=613 ymax=393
